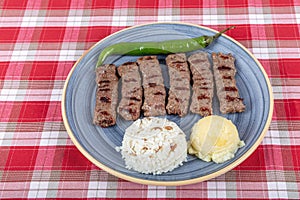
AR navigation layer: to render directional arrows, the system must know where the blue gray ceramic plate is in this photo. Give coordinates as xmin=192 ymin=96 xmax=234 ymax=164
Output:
xmin=62 ymin=22 xmax=273 ymax=186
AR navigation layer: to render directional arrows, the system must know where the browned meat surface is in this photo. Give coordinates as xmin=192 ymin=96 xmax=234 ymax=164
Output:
xmin=188 ymin=52 xmax=214 ymax=116
xmin=117 ymin=62 xmax=143 ymax=120
xmin=212 ymin=52 xmax=246 ymax=113
xmin=93 ymin=64 xmax=119 ymax=127
xmin=137 ymin=56 xmax=166 ymax=116
xmin=165 ymin=53 xmax=191 ymax=117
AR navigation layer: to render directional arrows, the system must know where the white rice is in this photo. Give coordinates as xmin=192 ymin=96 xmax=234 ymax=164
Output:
xmin=117 ymin=117 xmax=187 ymax=175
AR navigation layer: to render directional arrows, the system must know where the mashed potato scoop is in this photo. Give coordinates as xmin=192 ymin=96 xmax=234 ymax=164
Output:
xmin=188 ymin=115 xmax=245 ymax=163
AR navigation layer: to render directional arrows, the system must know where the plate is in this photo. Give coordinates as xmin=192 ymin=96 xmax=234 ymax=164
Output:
xmin=62 ymin=22 xmax=273 ymax=186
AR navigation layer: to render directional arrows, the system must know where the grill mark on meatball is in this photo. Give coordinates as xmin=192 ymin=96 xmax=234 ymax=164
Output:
xmin=100 ymin=96 xmax=111 ymax=103
xmin=154 ymin=91 xmax=164 ymax=96
xmin=223 ymin=75 xmax=232 ymax=80
xmin=99 ymin=80 xmax=110 ymax=84
xmin=197 ymin=94 xmax=210 ymax=100
xmin=148 ymin=83 xmax=157 ymax=87
xmin=218 ymin=66 xmax=233 ymax=70
xmin=126 ymin=97 xmax=142 ymax=101
xmin=98 ymin=88 xmax=111 ymax=92
xmin=224 ymin=86 xmax=238 ymax=92
xmin=174 ymin=86 xmax=190 ymax=91
xmin=124 ymin=78 xmax=138 ymax=82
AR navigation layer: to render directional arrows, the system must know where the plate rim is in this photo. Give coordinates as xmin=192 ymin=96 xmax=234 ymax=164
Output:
xmin=61 ymin=22 xmax=274 ymax=186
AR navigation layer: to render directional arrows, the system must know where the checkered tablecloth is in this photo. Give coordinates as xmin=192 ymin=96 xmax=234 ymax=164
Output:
xmin=1 ymin=0 xmax=300 ymax=199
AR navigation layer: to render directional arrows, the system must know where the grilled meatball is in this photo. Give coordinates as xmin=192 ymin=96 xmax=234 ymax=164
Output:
xmin=166 ymin=53 xmax=191 ymax=117
xmin=137 ymin=56 xmax=166 ymax=117
xmin=188 ymin=52 xmax=214 ymax=116
xmin=93 ymin=64 xmax=119 ymax=127
xmin=212 ymin=52 xmax=245 ymax=114
xmin=117 ymin=62 xmax=143 ymax=120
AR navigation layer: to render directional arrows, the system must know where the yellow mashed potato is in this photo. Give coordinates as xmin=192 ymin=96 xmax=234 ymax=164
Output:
xmin=188 ymin=115 xmax=245 ymax=164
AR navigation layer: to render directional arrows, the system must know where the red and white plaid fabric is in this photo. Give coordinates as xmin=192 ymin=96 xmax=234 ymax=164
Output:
xmin=1 ymin=0 xmax=300 ymax=199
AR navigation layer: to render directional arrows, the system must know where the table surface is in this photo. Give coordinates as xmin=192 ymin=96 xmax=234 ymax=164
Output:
xmin=1 ymin=0 xmax=300 ymax=199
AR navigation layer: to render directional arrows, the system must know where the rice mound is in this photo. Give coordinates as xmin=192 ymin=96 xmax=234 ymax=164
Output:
xmin=117 ymin=117 xmax=187 ymax=175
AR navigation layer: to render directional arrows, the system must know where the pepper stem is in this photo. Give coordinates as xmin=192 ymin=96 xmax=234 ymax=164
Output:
xmin=213 ymin=26 xmax=235 ymax=39
xmin=203 ymin=26 xmax=236 ymax=47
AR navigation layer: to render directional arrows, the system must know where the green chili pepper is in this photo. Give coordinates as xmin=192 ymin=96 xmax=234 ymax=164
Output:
xmin=96 ymin=26 xmax=235 ymax=67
